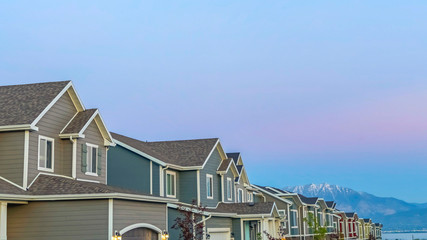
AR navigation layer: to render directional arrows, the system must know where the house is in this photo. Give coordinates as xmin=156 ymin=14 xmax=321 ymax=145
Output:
xmin=108 ymin=133 xmax=281 ymax=240
xmin=362 ymin=219 xmax=373 ymax=240
xmin=0 ymin=81 xmax=175 ymax=240
xmin=345 ymin=212 xmax=359 ymax=239
xmin=373 ymin=223 xmax=382 ymax=240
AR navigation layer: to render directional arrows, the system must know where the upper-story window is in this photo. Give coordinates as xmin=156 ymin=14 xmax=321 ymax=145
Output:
xmin=86 ymin=143 xmax=98 ymax=176
xmin=291 ymin=210 xmax=298 ymax=228
xmin=206 ymin=174 xmax=213 ymax=199
xmin=166 ymin=171 xmax=176 ymax=198
xmin=318 ymin=212 xmax=323 ymax=226
xmin=247 ymin=192 xmax=253 ymax=202
xmin=38 ymin=136 xmax=54 ymax=172
xmin=226 ymin=177 xmax=232 ymax=200
xmin=238 ymin=188 xmax=243 ymax=203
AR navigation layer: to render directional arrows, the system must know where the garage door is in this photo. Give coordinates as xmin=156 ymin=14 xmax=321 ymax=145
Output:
xmin=209 ymin=228 xmax=230 ymax=240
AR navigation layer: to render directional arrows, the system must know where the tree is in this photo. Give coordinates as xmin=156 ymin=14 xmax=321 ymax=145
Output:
xmin=172 ymin=200 xmax=207 ymax=240
xmin=304 ymin=212 xmax=328 ymax=240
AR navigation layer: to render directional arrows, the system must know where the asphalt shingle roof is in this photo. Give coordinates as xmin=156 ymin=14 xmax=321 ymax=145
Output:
xmin=217 ymin=158 xmax=232 ymax=172
xmin=326 ymin=201 xmax=336 ymax=208
xmin=227 ymin=152 xmax=240 ymax=165
xmin=0 ymin=81 xmax=70 ymax=126
xmin=0 ymin=178 xmax=27 ymax=194
xmin=298 ymin=194 xmax=319 ymax=205
xmin=61 ymin=109 xmax=97 ymax=134
xmin=236 ymin=165 xmax=243 ymax=174
xmin=112 ymin=132 xmax=219 ymax=167
xmin=364 ymin=219 xmax=371 ymax=223
xmin=212 ymin=202 xmax=275 ymax=215
xmin=345 ymin=212 xmax=356 ymax=218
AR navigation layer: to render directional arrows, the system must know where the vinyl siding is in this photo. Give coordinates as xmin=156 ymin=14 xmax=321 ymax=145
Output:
xmin=177 ymin=170 xmax=197 ymax=203
xmin=200 ymin=148 xmax=222 ymax=207
xmin=167 ymin=207 xmax=181 ymax=240
xmin=232 ymin=219 xmax=242 ymax=240
xmin=28 ymin=92 xmax=77 ymax=186
xmin=223 ymin=169 xmax=235 ymax=203
xmin=113 ymin=199 xmax=167 ymax=232
xmin=0 ymin=131 xmax=24 ymax=185
xmin=107 ymin=145 xmax=151 ymax=194
xmin=206 ymin=216 xmax=233 ymax=229
xmin=76 ymin=120 xmax=107 ymax=184
xmin=7 ymin=200 xmax=108 ymax=240
xmin=152 ymin=163 xmax=160 ymax=196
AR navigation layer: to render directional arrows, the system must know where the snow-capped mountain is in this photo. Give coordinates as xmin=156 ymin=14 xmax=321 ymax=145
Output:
xmin=284 ymin=183 xmax=427 ymax=231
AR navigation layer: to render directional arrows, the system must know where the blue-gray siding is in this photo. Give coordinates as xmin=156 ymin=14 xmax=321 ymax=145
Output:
xmin=200 ymin=149 xmax=222 ymax=207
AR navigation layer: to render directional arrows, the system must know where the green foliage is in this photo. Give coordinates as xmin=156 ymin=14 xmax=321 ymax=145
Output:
xmin=257 ymin=232 xmax=263 ymax=240
xmin=304 ymin=212 xmax=328 ymax=240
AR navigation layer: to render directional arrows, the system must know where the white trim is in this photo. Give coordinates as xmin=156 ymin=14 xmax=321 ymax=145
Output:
xmin=119 ymin=223 xmax=162 ymax=235
xmin=37 ymin=135 xmax=55 ymax=172
xmin=23 ymin=130 xmax=29 ymax=189
xmin=165 ymin=170 xmax=176 ymax=198
xmin=150 ymin=161 xmax=153 ymax=195
xmin=220 ymin=175 xmax=224 ymax=202
xmin=0 ymin=124 xmax=38 ymax=132
xmin=197 ymin=170 xmax=200 ymax=205
xmin=206 ymin=174 xmax=213 ymax=199
xmin=31 ymin=81 xmax=75 ymax=126
xmin=113 ymin=139 xmax=166 ymax=166
xmin=159 ymin=166 xmax=164 ymax=197
xmin=77 ymin=110 xmax=99 ymax=136
xmin=108 ymin=199 xmax=113 ymax=240
xmin=238 ymin=189 xmax=244 ymax=203
xmin=59 ymin=111 xmax=79 ymax=134
xmin=72 ymin=138 xmax=77 ymax=178
xmin=207 ymin=227 xmax=230 ymax=233
xmin=0 ymin=176 xmax=26 ymax=191
xmin=0 ymin=202 xmax=7 ymax=240
xmin=200 ymin=139 xmax=220 ymax=169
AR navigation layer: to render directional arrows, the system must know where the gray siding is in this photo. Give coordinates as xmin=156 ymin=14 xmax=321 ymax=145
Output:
xmin=28 ymin=92 xmax=77 ymax=185
xmin=232 ymin=219 xmax=242 ymax=240
xmin=0 ymin=131 xmax=24 ymax=185
xmin=7 ymin=200 xmax=108 ymax=240
xmin=177 ymin=170 xmax=197 ymax=203
xmin=206 ymin=216 xmax=233 ymax=229
xmin=200 ymin=149 xmax=222 ymax=207
xmin=108 ymin=145 xmax=151 ymax=194
xmin=167 ymin=207 xmax=181 ymax=240
xmin=76 ymin=120 xmax=107 ymax=184
xmin=113 ymin=199 xmax=167 ymax=232
xmin=152 ymin=164 xmax=160 ymax=196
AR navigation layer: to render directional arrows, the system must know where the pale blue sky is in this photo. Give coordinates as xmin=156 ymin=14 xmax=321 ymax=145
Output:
xmin=1 ymin=1 xmax=427 ymax=202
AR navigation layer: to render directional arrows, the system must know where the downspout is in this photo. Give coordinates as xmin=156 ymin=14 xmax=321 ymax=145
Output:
xmin=69 ymin=137 xmax=77 ymax=179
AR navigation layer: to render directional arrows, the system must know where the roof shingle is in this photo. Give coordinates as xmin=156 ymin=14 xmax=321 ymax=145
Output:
xmin=0 ymin=81 xmax=70 ymax=126
xmin=61 ymin=109 xmax=97 ymax=134
xmin=211 ymin=202 xmax=275 ymax=215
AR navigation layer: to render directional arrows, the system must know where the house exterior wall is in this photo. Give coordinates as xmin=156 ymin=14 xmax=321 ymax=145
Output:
xmin=206 ymin=216 xmax=233 ymax=230
xmin=113 ymin=199 xmax=167 ymax=232
xmin=28 ymin=92 xmax=77 ymax=185
xmin=108 ymin=145 xmax=152 ymax=194
xmin=0 ymin=131 xmax=24 ymax=186
xmin=7 ymin=200 xmax=108 ymax=240
xmin=167 ymin=207 xmax=181 ymax=240
xmin=232 ymin=218 xmax=242 ymax=240
xmin=200 ymin=149 xmax=222 ymax=207
xmin=76 ymin=121 xmax=107 ymax=184
xmin=223 ymin=169 xmax=235 ymax=203
xmin=177 ymin=170 xmax=197 ymax=203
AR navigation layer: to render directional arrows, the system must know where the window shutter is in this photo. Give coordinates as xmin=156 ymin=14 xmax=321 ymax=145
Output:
xmin=81 ymin=144 xmax=87 ymax=173
xmin=97 ymin=148 xmax=102 ymax=176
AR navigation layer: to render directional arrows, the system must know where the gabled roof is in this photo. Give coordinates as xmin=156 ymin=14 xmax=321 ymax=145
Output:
xmin=0 ymin=81 xmax=72 ymax=127
xmin=217 ymin=158 xmax=239 ymax=177
xmin=227 ymin=152 xmax=241 ymax=165
xmin=236 ymin=165 xmax=243 ymax=174
xmin=0 ymin=177 xmax=27 ymax=194
xmin=326 ymin=201 xmax=336 ymax=209
xmin=298 ymin=194 xmax=319 ymax=205
xmin=252 ymin=185 xmax=293 ymax=205
xmin=111 ymin=132 xmax=219 ymax=168
xmin=211 ymin=202 xmax=278 ymax=216
xmin=61 ymin=109 xmax=97 ymax=134
xmin=363 ymin=219 xmax=372 ymax=223
xmin=345 ymin=212 xmax=358 ymax=219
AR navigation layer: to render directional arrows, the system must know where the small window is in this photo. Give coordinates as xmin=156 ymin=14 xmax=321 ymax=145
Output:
xmin=291 ymin=210 xmax=298 ymax=228
xmin=166 ymin=171 xmax=176 ymax=198
xmin=226 ymin=178 xmax=232 ymax=200
xmin=38 ymin=136 xmax=54 ymax=171
xmin=238 ymin=189 xmax=243 ymax=203
xmin=85 ymin=143 xmax=98 ymax=175
xmin=206 ymin=174 xmax=213 ymax=199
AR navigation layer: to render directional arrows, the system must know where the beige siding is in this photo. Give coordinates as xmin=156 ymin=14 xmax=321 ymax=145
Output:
xmin=76 ymin=121 xmax=107 ymax=184
xmin=0 ymin=131 xmax=24 ymax=185
xmin=113 ymin=199 xmax=167 ymax=232
xmin=28 ymin=92 xmax=77 ymax=185
xmin=7 ymin=200 xmax=109 ymax=240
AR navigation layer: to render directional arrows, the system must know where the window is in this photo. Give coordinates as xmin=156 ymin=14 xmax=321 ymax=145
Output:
xmin=226 ymin=178 xmax=232 ymax=200
xmin=247 ymin=192 xmax=253 ymax=202
xmin=86 ymin=143 xmax=98 ymax=175
xmin=238 ymin=189 xmax=243 ymax=203
xmin=206 ymin=174 xmax=213 ymax=199
xmin=279 ymin=210 xmax=287 ymax=228
xmin=318 ymin=212 xmax=323 ymax=226
xmin=166 ymin=171 xmax=176 ymax=198
xmin=291 ymin=210 xmax=298 ymax=228
xmin=38 ymin=136 xmax=54 ymax=171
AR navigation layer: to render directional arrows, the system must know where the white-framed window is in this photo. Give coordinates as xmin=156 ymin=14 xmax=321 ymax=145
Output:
xmin=226 ymin=177 xmax=232 ymax=200
xmin=166 ymin=171 xmax=176 ymax=198
xmin=38 ymin=135 xmax=54 ymax=172
xmin=279 ymin=210 xmax=287 ymax=228
xmin=206 ymin=174 xmax=213 ymax=199
xmin=291 ymin=210 xmax=299 ymax=228
xmin=318 ymin=212 xmax=323 ymax=226
xmin=333 ymin=222 xmax=338 ymax=233
xmin=238 ymin=189 xmax=243 ymax=203
xmin=85 ymin=143 xmax=98 ymax=176
xmin=247 ymin=192 xmax=253 ymax=202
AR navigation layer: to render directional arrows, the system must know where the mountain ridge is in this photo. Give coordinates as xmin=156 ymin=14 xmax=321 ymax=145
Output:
xmin=284 ymin=183 xmax=427 ymax=231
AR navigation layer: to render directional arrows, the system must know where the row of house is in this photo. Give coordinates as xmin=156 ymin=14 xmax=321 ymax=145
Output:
xmin=0 ymin=81 xmax=382 ymax=240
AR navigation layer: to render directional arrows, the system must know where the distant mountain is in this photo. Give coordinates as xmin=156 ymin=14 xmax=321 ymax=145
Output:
xmin=284 ymin=183 xmax=427 ymax=231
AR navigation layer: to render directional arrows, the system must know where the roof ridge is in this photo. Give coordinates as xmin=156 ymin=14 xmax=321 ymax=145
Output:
xmin=0 ymin=80 xmax=71 ymax=88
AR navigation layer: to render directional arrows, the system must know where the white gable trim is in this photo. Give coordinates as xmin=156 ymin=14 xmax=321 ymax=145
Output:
xmin=201 ymin=139 xmax=220 ymax=169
